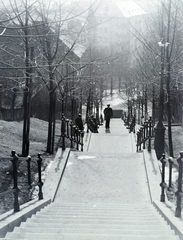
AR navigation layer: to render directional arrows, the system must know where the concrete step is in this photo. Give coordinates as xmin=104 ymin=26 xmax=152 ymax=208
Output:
xmin=42 ymin=207 xmax=157 ymax=213
xmin=50 ymin=203 xmax=153 ymax=208
xmin=8 ymin=227 xmax=176 ymax=235
xmin=27 ymin=217 xmax=165 ymax=225
xmin=4 ymin=232 xmax=179 ymax=240
xmin=20 ymin=221 xmax=170 ymax=230
xmin=36 ymin=204 xmax=162 ymax=215
xmin=31 ymin=215 xmax=164 ymax=223
xmin=39 ymin=204 xmax=158 ymax=210
xmin=4 ymin=203 xmax=179 ymax=240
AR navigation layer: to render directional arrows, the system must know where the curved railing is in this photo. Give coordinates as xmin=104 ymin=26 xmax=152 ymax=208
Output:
xmin=159 ymin=152 xmax=183 ymax=218
xmin=0 ymin=151 xmax=44 ymax=213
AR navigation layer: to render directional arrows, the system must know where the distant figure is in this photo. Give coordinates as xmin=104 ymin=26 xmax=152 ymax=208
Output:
xmin=104 ymin=104 xmax=113 ymax=129
xmin=75 ymin=114 xmax=84 ymax=131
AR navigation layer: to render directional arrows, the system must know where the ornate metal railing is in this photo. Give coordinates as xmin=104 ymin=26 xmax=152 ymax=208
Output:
xmin=136 ymin=117 xmax=153 ymax=152
xmin=0 ymin=151 xmax=43 ymax=213
xmin=61 ymin=113 xmax=84 ymax=151
xmin=159 ymin=152 xmax=183 ymax=218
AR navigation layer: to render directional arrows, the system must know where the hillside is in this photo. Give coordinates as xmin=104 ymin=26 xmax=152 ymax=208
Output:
xmin=0 ymin=118 xmax=61 ymax=156
xmin=0 ymin=118 xmax=61 ymax=214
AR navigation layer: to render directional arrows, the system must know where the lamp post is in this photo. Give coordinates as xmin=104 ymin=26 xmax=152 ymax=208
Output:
xmin=154 ymin=39 xmax=168 ymax=159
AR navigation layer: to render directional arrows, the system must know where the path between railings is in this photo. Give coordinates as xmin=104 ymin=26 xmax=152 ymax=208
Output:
xmin=53 ymin=119 xmax=183 ymax=238
xmin=54 ymin=119 xmax=152 ymax=204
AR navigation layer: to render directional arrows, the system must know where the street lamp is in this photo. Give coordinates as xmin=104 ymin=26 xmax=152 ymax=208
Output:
xmin=154 ymin=39 xmax=169 ymax=159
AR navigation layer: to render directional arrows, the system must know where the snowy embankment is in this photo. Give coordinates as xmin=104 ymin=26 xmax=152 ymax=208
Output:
xmin=102 ymin=90 xmax=127 ymax=111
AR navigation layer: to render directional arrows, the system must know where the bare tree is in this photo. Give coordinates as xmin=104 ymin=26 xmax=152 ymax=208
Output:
xmin=126 ymin=0 xmax=183 ymax=157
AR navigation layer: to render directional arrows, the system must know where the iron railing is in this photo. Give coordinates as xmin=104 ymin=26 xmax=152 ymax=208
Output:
xmin=0 ymin=151 xmax=43 ymax=213
xmin=159 ymin=152 xmax=183 ymax=218
xmin=61 ymin=113 xmax=84 ymax=151
xmin=136 ymin=117 xmax=153 ymax=152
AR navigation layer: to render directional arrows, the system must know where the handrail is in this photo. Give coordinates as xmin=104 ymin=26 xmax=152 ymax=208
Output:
xmin=136 ymin=117 xmax=153 ymax=152
xmin=159 ymin=152 xmax=183 ymax=218
xmin=61 ymin=113 xmax=84 ymax=151
xmin=0 ymin=151 xmax=44 ymax=213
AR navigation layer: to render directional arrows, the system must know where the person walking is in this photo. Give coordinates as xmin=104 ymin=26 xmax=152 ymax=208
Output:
xmin=104 ymin=104 xmax=113 ymax=129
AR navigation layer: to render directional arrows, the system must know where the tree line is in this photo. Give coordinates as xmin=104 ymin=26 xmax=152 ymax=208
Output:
xmin=0 ymin=0 xmax=182 ymax=158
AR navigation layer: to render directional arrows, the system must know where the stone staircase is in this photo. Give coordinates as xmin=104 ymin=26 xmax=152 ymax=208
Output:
xmin=1 ymin=203 xmax=179 ymax=240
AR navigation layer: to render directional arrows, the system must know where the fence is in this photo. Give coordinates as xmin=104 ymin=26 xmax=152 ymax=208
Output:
xmin=136 ymin=117 xmax=153 ymax=152
xmin=159 ymin=152 xmax=183 ymax=218
xmin=123 ymin=112 xmax=153 ymax=152
xmin=123 ymin=112 xmax=136 ymax=134
xmin=61 ymin=114 xmax=84 ymax=151
xmin=0 ymin=151 xmax=43 ymax=214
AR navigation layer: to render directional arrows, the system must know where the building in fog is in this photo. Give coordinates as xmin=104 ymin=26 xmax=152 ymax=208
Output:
xmin=61 ymin=0 xmax=147 ymax=66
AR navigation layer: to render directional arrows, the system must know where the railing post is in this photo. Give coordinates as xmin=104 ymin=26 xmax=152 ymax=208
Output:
xmin=66 ymin=119 xmax=69 ymax=138
xmin=160 ymin=153 xmax=167 ymax=202
xmin=80 ymin=131 xmax=84 ymax=152
xmin=37 ymin=153 xmax=43 ymax=200
xmin=61 ymin=113 xmax=65 ymax=151
xmin=148 ymin=117 xmax=152 ymax=152
xmin=76 ymin=127 xmax=79 ymax=150
xmin=175 ymin=151 xmax=183 ymax=218
xmin=129 ymin=115 xmax=135 ymax=133
xmin=133 ymin=115 xmax=136 ymax=133
xmin=70 ymin=121 xmax=74 ymax=148
xmin=168 ymin=157 xmax=174 ymax=190
xmin=145 ymin=121 xmax=148 ymax=139
xmin=139 ymin=127 xmax=143 ymax=151
xmin=136 ymin=131 xmax=139 ymax=152
xmin=143 ymin=122 xmax=146 ymax=149
xmin=86 ymin=115 xmax=89 ymax=133
xmin=26 ymin=155 xmax=31 ymax=187
xmin=11 ymin=150 xmax=20 ymax=212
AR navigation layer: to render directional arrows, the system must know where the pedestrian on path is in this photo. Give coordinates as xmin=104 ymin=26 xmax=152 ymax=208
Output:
xmin=104 ymin=104 xmax=113 ymax=129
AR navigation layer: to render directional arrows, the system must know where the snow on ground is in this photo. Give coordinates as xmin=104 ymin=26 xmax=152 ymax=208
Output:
xmin=102 ymin=89 xmax=127 ymax=110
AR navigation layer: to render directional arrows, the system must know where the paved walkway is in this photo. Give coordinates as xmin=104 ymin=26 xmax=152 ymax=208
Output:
xmin=55 ymin=119 xmax=151 ymax=204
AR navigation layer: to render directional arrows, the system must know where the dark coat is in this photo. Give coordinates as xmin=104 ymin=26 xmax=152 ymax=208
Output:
xmin=75 ymin=116 xmax=84 ymax=130
xmin=104 ymin=107 xmax=113 ymax=119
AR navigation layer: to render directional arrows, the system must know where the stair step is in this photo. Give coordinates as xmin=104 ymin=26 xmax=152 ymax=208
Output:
xmin=3 ymin=202 xmax=178 ymax=240
xmin=12 ymin=227 xmax=175 ymax=235
xmin=48 ymin=203 xmax=154 ymax=210
xmin=32 ymin=214 xmax=163 ymax=221
xmin=44 ymin=208 xmax=154 ymax=213
xmin=5 ymin=232 xmax=179 ymax=240
xmin=9 ymin=221 xmax=176 ymax=236
xmin=21 ymin=221 xmax=169 ymax=229
xmin=38 ymin=209 xmax=157 ymax=215
xmin=20 ymin=221 xmax=171 ymax=231
xmin=27 ymin=217 xmax=165 ymax=224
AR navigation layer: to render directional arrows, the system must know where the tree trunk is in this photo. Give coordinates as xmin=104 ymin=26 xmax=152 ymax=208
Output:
xmin=46 ymin=89 xmax=55 ymax=154
xmin=166 ymin=60 xmax=173 ymax=157
xmin=22 ymin=37 xmax=33 ymax=157
xmin=166 ymin=0 xmax=173 ymax=157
